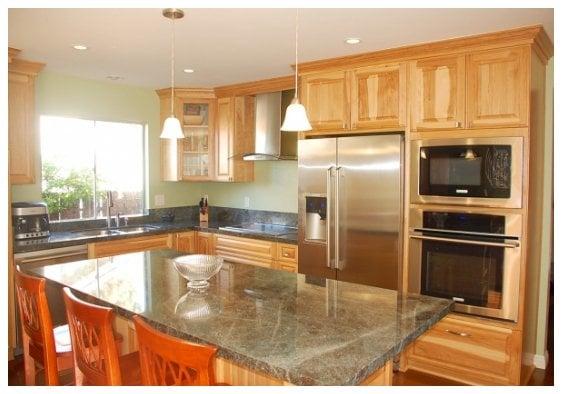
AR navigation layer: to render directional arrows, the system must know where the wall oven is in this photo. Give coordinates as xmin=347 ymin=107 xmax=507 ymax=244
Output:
xmin=408 ymin=208 xmax=522 ymax=321
xmin=410 ymin=137 xmax=523 ymax=208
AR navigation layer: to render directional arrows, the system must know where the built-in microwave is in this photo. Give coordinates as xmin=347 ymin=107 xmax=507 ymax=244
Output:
xmin=410 ymin=137 xmax=523 ymax=208
xmin=408 ymin=207 xmax=522 ymax=321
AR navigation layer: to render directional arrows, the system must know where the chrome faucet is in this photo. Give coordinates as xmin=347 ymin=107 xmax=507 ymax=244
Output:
xmin=106 ymin=191 xmax=113 ymax=229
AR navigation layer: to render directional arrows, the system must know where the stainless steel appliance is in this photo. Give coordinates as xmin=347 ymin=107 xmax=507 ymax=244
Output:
xmin=408 ymin=207 xmax=522 ymax=321
xmin=13 ymin=245 xmax=89 ymax=351
xmin=411 ymin=136 xmax=523 ymax=208
xmin=12 ymin=202 xmax=50 ymax=239
xmin=298 ymin=134 xmax=403 ymax=290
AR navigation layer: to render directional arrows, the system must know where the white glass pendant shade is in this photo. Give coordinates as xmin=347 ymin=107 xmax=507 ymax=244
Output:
xmin=280 ymin=98 xmax=312 ymax=132
xmin=160 ymin=116 xmax=184 ymax=139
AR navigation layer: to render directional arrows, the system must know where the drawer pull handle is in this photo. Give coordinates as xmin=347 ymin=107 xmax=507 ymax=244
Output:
xmin=445 ymin=329 xmax=471 ymax=337
xmin=282 ymin=252 xmax=291 ymax=257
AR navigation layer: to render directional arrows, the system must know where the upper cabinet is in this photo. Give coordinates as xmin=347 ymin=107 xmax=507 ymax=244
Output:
xmin=301 ymin=70 xmax=350 ymax=132
xmin=467 ymin=48 xmax=529 ymax=128
xmin=8 ymin=49 xmax=44 ymax=184
xmin=411 ymin=55 xmax=466 ymax=130
xmin=215 ymin=96 xmax=254 ymax=182
xmin=350 ymin=63 xmax=407 ymax=130
xmin=300 ymin=64 xmax=408 ymax=133
xmin=159 ymin=90 xmax=254 ymax=183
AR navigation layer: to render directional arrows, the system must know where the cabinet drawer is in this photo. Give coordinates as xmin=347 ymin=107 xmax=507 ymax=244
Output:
xmin=276 ymin=243 xmax=297 ymax=264
xmin=88 ymin=234 xmax=172 ymax=258
xmin=215 ymin=235 xmax=276 ymax=268
xmin=407 ymin=315 xmax=519 ymax=385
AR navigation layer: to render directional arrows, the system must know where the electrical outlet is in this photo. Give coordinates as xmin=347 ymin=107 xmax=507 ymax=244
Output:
xmin=244 ymin=196 xmax=250 ymax=208
xmin=154 ymin=194 xmax=165 ymax=207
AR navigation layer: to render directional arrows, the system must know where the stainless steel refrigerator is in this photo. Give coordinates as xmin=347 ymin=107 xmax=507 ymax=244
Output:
xmin=298 ymin=134 xmax=403 ymax=290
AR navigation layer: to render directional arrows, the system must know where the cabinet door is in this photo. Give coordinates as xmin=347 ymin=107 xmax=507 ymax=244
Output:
xmin=8 ymin=72 xmax=37 ymax=184
xmin=467 ymin=47 xmax=529 ymax=128
xmin=301 ymin=71 xmax=349 ymax=132
xmin=180 ymin=99 xmax=214 ymax=180
xmin=215 ymin=97 xmax=234 ymax=181
xmin=350 ymin=63 xmax=407 ymax=130
xmin=176 ymin=232 xmax=196 ymax=253
xmin=411 ymin=55 xmax=465 ymax=130
xmin=196 ymin=232 xmax=215 ymax=255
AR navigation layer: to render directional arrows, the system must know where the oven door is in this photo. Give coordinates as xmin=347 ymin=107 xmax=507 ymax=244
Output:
xmin=408 ymin=231 xmax=521 ymax=321
xmin=410 ymin=136 xmax=523 ymax=208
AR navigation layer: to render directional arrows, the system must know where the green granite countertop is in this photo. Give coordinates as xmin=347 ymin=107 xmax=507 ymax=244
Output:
xmin=23 ymin=249 xmax=453 ymax=385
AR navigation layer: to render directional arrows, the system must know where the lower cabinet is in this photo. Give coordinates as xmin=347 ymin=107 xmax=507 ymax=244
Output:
xmin=215 ymin=234 xmax=276 ymax=268
xmin=87 ymin=234 xmax=173 ymax=258
xmin=196 ymin=231 xmax=215 ymax=255
xmin=274 ymin=243 xmax=298 ymax=273
xmin=174 ymin=231 xmax=196 ymax=253
xmin=404 ymin=314 xmax=521 ymax=385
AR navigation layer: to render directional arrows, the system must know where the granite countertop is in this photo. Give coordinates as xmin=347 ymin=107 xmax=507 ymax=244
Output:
xmin=22 ymin=250 xmax=453 ymax=385
xmin=13 ymin=220 xmax=298 ymax=254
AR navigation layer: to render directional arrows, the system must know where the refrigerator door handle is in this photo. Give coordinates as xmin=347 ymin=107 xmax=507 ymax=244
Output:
xmin=326 ymin=166 xmax=334 ymax=268
xmin=334 ymin=166 xmax=341 ymax=270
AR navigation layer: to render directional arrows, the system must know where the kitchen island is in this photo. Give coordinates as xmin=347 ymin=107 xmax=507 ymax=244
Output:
xmin=22 ymin=249 xmax=453 ymax=385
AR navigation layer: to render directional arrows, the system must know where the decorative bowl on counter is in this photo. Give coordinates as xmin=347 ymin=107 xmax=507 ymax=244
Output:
xmin=171 ymin=254 xmax=223 ymax=289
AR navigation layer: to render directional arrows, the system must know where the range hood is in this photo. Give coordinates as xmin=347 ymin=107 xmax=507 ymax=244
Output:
xmin=242 ymin=89 xmax=297 ymax=161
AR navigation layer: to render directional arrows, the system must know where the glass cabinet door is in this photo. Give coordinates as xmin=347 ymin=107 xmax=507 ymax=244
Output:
xmin=181 ymin=102 xmax=211 ymax=179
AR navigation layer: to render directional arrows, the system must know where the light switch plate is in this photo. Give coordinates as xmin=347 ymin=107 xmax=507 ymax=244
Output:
xmin=244 ymin=196 xmax=250 ymax=208
xmin=154 ymin=194 xmax=165 ymax=207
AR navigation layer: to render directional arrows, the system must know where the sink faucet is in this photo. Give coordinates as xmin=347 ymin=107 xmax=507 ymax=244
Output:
xmin=106 ymin=191 xmax=113 ymax=229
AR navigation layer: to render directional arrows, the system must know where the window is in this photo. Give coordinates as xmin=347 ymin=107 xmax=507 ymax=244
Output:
xmin=40 ymin=116 xmax=146 ymax=222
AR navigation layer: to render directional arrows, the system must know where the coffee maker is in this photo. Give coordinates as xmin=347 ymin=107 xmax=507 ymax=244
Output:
xmin=12 ymin=202 xmax=50 ymax=239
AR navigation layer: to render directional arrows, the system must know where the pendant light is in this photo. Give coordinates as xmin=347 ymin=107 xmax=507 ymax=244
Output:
xmin=160 ymin=8 xmax=185 ymax=139
xmin=281 ymin=9 xmax=312 ymax=132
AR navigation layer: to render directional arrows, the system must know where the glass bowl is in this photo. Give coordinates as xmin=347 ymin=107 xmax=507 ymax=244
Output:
xmin=171 ymin=254 xmax=223 ymax=289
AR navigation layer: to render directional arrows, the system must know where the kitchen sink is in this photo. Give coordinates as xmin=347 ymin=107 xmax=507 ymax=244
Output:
xmin=70 ymin=225 xmax=160 ymax=238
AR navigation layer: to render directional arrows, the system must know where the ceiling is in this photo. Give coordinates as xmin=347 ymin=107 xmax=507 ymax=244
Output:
xmin=8 ymin=8 xmax=553 ymax=89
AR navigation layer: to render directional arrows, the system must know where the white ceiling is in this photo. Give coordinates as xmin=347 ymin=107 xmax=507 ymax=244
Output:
xmin=8 ymin=8 xmax=553 ymax=89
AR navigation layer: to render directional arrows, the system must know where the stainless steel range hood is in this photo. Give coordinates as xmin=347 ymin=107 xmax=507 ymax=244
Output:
xmin=242 ymin=89 xmax=297 ymax=161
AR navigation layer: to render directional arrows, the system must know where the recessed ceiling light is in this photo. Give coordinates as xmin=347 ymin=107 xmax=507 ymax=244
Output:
xmin=72 ymin=44 xmax=89 ymax=51
xmin=106 ymin=75 xmax=123 ymax=81
xmin=183 ymin=69 xmax=194 ymax=73
xmin=345 ymin=38 xmax=361 ymax=45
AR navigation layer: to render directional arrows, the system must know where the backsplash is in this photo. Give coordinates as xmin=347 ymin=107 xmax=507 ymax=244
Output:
xmin=49 ymin=205 xmax=297 ymax=232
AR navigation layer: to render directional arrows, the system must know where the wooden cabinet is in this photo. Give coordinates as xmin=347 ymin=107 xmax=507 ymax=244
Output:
xmin=467 ymin=47 xmax=529 ymax=128
xmin=87 ymin=234 xmax=173 ymax=258
xmin=215 ymin=234 xmax=276 ymax=268
xmin=174 ymin=231 xmax=196 ymax=253
xmin=350 ymin=63 xmax=407 ymax=130
xmin=301 ymin=70 xmax=350 ymax=132
xmin=405 ymin=315 xmax=521 ymax=385
xmin=196 ymin=231 xmax=215 ymax=255
xmin=215 ymin=96 xmax=254 ymax=182
xmin=8 ymin=49 xmax=44 ymax=184
xmin=158 ymin=89 xmax=216 ymax=181
xmin=411 ymin=55 xmax=466 ymax=130
xmin=275 ymin=243 xmax=298 ymax=272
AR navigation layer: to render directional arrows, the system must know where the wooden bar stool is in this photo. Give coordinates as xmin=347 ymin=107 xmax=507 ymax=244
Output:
xmin=62 ymin=287 xmax=141 ymax=385
xmin=133 ymin=315 xmax=228 ymax=385
xmin=14 ymin=266 xmax=74 ymax=385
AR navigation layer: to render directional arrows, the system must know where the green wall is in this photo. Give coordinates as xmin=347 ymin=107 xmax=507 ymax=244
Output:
xmin=199 ymin=160 xmax=298 ymax=213
xmin=11 ymin=71 xmax=298 ymax=213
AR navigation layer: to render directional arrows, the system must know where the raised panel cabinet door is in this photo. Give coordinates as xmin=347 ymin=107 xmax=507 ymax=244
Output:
xmin=197 ymin=232 xmax=215 ymax=255
xmin=8 ymin=72 xmax=36 ymax=184
xmin=350 ymin=63 xmax=407 ymax=130
xmin=411 ymin=55 xmax=466 ymax=130
xmin=467 ymin=47 xmax=529 ymax=128
xmin=301 ymin=70 xmax=350 ymax=131
xmin=176 ymin=232 xmax=196 ymax=253
xmin=215 ymin=97 xmax=234 ymax=181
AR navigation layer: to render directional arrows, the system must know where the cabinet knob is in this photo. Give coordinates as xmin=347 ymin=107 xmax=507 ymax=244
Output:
xmin=283 ymin=252 xmax=290 ymax=257
xmin=454 ymin=121 xmax=461 ymax=128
